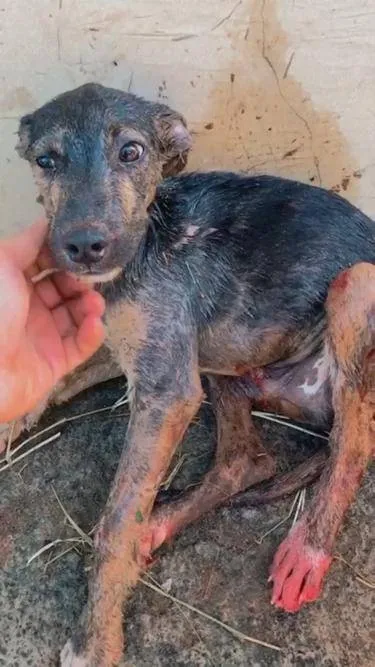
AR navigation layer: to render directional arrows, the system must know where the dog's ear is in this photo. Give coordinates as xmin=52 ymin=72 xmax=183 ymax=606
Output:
xmin=153 ymin=105 xmax=192 ymax=177
xmin=16 ymin=114 xmax=33 ymax=159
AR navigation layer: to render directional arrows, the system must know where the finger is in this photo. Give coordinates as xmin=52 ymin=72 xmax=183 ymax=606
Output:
xmin=24 ymin=262 xmax=41 ymax=281
xmin=51 ymin=291 xmax=104 ymax=336
xmin=0 ymin=218 xmax=48 ymax=270
xmin=24 ymin=246 xmax=56 ymax=281
xmin=62 ymin=315 xmax=105 ymax=372
xmin=51 ymin=304 xmax=75 ymax=338
xmin=30 ymin=266 xmax=103 ymax=311
xmin=29 ymin=262 xmax=95 ymax=310
xmin=34 ymin=275 xmax=64 ymax=309
xmin=0 ymin=257 xmax=30 ymax=350
xmin=36 ymin=245 xmax=55 ymax=270
xmin=51 ymin=271 xmax=95 ymax=298
xmin=64 ymin=290 xmax=105 ymax=327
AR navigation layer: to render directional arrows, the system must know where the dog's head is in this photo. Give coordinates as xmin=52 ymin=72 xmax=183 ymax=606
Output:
xmin=17 ymin=83 xmax=191 ymax=281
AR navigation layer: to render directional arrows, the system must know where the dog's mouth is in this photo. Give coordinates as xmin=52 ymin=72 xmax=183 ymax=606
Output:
xmin=71 ymin=266 xmax=123 ymax=284
xmin=31 ymin=266 xmax=123 ymax=286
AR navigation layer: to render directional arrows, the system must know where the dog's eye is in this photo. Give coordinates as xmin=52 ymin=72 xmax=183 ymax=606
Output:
xmin=36 ymin=155 xmax=56 ymax=170
xmin=119 ymin=142 xmax=144 ymax=163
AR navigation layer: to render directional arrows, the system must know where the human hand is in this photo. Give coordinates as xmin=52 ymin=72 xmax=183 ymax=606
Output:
xmin=0 ymin=219 xmax=105 ymax=422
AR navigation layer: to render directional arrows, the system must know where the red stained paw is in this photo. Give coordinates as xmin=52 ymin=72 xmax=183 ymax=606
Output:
xmin=139 ymin=518 xmax=173 ymax=567
xmin=269 ymin=522 xmax=332 ymax=612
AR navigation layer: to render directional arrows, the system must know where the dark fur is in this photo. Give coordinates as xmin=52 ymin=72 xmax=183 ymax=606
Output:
xmin=16 ymin=83 xmax=375 ymax=666
xmin=110 ymin=169 xmax=374 ymax=343
xmin=17 ymin=83 xmax=191 ymax=275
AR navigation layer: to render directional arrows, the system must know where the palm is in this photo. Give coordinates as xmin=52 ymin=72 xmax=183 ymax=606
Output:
xmin=22 ymin=290 xmax=73 ymax=395
xmin=26 ymin=283 xmax=90 ymax=384
xmin=0 ymin=224 xmax=105 ymax=423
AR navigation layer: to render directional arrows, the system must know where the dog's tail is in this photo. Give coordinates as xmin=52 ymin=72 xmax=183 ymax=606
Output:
xmin=229 ymin=449 xmax=328 ymax=508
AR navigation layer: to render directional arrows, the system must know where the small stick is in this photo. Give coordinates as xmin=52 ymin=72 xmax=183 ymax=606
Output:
xmin=1 ymin=404 xmax=128 ymax=466
xmin=291 ymin=487 xmax=306 ymax=527
xmin=5 ymin=421 xmax=16 ymax=464
xmin=252 ymin=412 xmax=329 ymax=440
xmin=146 ymin=573 xmax=214 ymax=664
xmin=160 ymin=454 xmax=187 ymax=490
xmin=51 ymin=485 xmax=93 ymax=546
xmin=0 ymin=433 xmax=61 ymax=473
xmin=111 ymin=393 xmax=130 ymax=409
xmin=27 ymin=537 xmax=84 ymax=566
xmin=255 ymin=490 xmax=301 ymax=544
xmin=141 ymin=575 xmax=282 ymax=652
xmin=44 ymin=544 xmax=80 ymax=570
xmin=30 ymin=268 xmax=60 ymax=284
xmin=334 ymin=554 xmax=375 ymax=589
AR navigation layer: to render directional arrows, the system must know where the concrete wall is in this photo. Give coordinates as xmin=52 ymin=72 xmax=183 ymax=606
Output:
xmin=1 ymin=0 xmax=375 ymax=236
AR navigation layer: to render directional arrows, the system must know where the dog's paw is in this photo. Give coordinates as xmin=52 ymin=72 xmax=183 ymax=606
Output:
xmin=60 ymin=640 xmax=89 ymax=667
xmin=269 ymin=521 xmax=332 ymax=612
xmin=60 ymin=639 xmax=127 ymax=667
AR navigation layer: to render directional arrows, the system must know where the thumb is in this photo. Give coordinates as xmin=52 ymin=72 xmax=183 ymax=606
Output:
xmin=0 ymin=218 xmax=48 ymax=270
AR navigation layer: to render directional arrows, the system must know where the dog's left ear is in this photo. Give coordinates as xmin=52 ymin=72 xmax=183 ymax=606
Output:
xmin=16 ymin=114 xmax=33 ymax=160
xmin=154 ymin=105 xmax=192 ymax=177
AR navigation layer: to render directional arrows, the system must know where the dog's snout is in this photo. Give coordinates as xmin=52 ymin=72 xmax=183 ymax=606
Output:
xmin=64 ymin=229 xmax=109 ymax=266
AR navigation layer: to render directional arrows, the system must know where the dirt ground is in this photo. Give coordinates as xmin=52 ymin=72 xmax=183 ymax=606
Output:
xmin=0 ymin=378 xmax=374 ymax=667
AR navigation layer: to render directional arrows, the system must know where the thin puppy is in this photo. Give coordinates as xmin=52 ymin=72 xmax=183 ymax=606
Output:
xmin=12 ymin=83 xmax=375 ymax=667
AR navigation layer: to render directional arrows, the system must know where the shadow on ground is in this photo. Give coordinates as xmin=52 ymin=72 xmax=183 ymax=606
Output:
xmin=0 ymin=379 xmax=374 ymax=666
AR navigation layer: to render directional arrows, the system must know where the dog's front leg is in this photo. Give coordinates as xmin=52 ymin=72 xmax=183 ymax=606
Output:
xmin=61 ymin=299 xmax=203 ymax=667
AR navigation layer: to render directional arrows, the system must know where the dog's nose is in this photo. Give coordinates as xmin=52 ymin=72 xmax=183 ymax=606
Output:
xmin=64 ymin=229 xmax=109 ymax=265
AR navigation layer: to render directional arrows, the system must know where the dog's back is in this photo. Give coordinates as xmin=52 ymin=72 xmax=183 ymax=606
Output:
xmin=146 ymin=171 xmax=375 ymax=331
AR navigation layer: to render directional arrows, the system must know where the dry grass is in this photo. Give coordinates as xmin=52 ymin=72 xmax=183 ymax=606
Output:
xmin=27 ymin=487 xmax=95 ymax=568
xmin=0 ymin=401 xmax=130 ymax=473
xmin=30 ymin=268 xmax=60 ymax=284
xmin=255 ymin=487 xmax=305 ymax=544
xmin=141 ymin=573 xmax=282 ymax=652
xmin=27 ymin=537 xmax=86 ymax=566
xmin=251 ymin=411 xmax=329 ymax=441
xmin=160 ymin=454 xmax=188 ymax=490
xmin=1 ymin=386 xmax=328 ymax=478
xmin=5 ymin=421 xmax=16 ymax=464
xmin=27 ymin=484 xmax=283 ymax=654
xmin=22 ymin=397 xmax=373 ymax=657
xmin=0 ymin=432 xmax=62 ymax=474
xmin=334 ymin=554 xmax=375 ymax=590
xmin=44 ymin=544 xmax=82 ymax=570
xmin=51 ymin=485 xmax=93 ymax=546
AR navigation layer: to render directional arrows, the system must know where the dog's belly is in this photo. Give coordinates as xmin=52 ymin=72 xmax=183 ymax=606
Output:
xmin=199 ymin=324 xmax=332 ymax=429
xmin=259 ymin=347 xmax=333 ymax=428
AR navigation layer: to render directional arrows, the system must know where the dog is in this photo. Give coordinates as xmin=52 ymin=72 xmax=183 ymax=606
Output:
xmin=11 ymin=83 xmax=375 ymax=666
